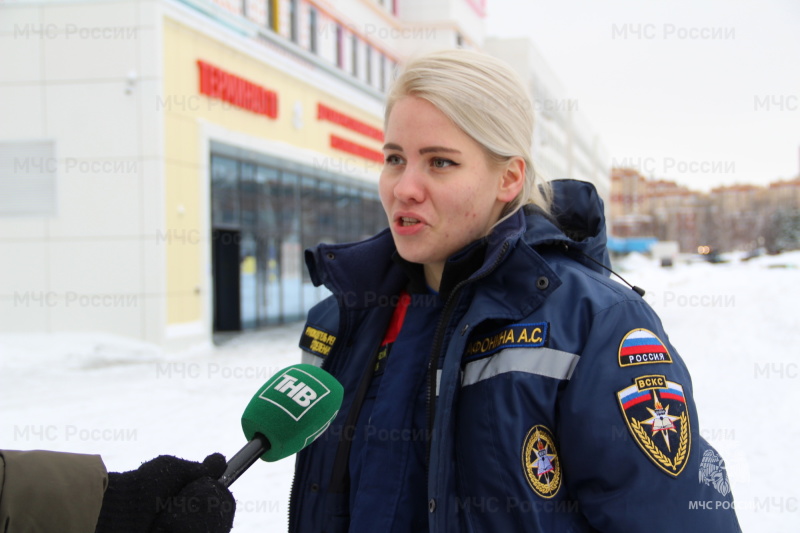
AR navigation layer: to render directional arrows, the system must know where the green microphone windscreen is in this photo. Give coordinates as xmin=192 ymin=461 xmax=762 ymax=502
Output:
xmin=240 ymin=364 xmax=343 ymax=462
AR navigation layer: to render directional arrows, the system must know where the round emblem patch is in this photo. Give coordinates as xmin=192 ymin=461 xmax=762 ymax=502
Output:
xmin=521 ymin=424 xmax=561 ymax=499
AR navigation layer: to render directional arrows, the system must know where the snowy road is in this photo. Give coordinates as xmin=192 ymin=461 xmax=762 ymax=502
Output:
xmin=2 ymin=252 xmax=798 ymax=531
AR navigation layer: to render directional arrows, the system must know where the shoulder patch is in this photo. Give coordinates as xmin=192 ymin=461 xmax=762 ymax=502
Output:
xmin=617 ymin=375 xmax=691 ymax=477
xmin=299 ymin=325 xmax=336 ymax=358
xmin=465 ymin=322 xmax=548 ymax=361
xmin=618 ymin=328 xmax=673 ymax=367
xmin=521 ymin=424 xmax=562 ymax=498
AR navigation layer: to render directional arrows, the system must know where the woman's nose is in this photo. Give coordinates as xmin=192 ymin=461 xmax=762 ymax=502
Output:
xmin=392 ymin=165 xmax=426 ymax=203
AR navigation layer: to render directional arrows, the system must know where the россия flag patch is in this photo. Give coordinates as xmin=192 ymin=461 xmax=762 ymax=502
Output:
xmin=618 ymin=328 xmax=673 ymax=367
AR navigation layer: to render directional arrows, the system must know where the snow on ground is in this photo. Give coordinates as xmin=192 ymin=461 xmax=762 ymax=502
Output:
xmin=2 ymin=252 xmax=799 ymax=531
xmin=614 ymin=251 xmax=800 ymax=532
xmin=0 ymin=326 xmax=302 ymax=531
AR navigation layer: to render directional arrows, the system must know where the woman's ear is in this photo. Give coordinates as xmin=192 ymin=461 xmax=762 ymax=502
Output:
xmin=497 ymin=157 xmax=525 ymax=203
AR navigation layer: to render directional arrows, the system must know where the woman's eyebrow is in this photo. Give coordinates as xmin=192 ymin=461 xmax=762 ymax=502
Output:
xmin=419 ymin=146 xmax=461 ymax=155
xmin=382 ymin=143 xmax=462 ymax=155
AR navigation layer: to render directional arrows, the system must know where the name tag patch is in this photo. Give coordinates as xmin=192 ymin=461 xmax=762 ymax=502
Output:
xmin=299 ymin=325 xmax=336 ymax=358
xmin=465 ymin=322 xmax=548 ymax=361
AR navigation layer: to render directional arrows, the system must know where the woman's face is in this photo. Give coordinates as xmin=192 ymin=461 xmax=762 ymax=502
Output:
xmin=379 ymin=96 xmax=522 ymax=290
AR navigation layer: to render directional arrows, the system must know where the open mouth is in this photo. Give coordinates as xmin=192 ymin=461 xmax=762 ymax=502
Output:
xmin=399 ymin=217 xmax=420 ymax=227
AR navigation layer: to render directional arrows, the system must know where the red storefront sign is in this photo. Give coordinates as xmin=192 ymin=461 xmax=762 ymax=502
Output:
xmin=318 ymin=103 xmax=384 ymax=163
xmin=197 ymin=60 xmax=278 ymax=119
xmin=330 ymin=134 xmax=383 ymax=163
xmin=317 ymin=103 xmax=383 ymax=141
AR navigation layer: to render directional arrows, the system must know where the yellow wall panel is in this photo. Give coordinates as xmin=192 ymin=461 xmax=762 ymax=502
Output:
xmin=164 ymin=113 xmax=200 ymax=168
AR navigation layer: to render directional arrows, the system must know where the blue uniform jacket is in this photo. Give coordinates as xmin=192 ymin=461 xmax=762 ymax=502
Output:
xmin=291 ymin=179 xmax=741 ymax=532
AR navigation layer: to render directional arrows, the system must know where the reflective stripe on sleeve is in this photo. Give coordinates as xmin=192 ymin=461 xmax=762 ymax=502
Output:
xmin=462 ymin=347 xmax=580 ymax=386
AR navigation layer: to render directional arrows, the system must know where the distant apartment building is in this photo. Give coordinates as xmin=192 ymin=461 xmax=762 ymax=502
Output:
xmin=609 ymin=168 xmax=654 ymax=237
xmin=767 ymin=177 xmax=800 ymax=211
xmin=610 ymin=167 xmax=800 ymax=254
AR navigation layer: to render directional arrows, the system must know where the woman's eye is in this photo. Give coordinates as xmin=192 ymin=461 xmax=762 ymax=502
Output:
xmin=431 ymin=158 xmax=456 ymax=168
xmin=385 ymin=154 xmax=404 ymax=165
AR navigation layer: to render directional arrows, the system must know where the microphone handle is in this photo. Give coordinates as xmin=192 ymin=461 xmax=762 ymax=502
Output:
xmin=218 ymin=433 xmax=271 ymax=488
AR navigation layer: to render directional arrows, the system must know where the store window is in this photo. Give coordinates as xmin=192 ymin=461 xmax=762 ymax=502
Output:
xmin=365 ymin=45 xmax=373 ymax=86
xmin=309 ymin=7 xmax=318 ymax=53
xmin=336 ymin=25 xmax=344 ymax=69
xmin=379 ymin=54 xmax=386 ymax=92
xmin=351 ymin=34 xmax=358 ymax=77
xmin=267 ymin=0 xmax=277 ymax=32
xmin=211 ymin=156 xmax=239 ymax=227
xmin=210 ymin=145 xmax=386 ymax=330
xmin=289 ymin=0 xmax=299 ymax=43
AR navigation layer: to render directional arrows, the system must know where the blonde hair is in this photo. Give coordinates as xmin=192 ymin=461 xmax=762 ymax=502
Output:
xmin=385 ymin=48 xmax=551 ymax=218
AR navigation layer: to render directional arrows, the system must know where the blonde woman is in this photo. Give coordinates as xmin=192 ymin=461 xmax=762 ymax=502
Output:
xmin=291 ymin=49 xmax=740 ymax=532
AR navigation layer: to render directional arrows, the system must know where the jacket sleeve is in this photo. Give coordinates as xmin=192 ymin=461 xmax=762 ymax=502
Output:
xmin=0 ymin=449 xmax=108 ymax=532
xmin=556 ymin=299 xmax=742 ymax=532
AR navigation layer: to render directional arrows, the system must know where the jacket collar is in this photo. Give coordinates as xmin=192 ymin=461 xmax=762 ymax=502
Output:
xmin=304 ymin=180 xmax=610 ymax=307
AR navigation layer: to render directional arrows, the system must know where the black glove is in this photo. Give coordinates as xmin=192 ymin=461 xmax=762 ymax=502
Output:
xmin=95 ymin=453 xmax=235 ymax=533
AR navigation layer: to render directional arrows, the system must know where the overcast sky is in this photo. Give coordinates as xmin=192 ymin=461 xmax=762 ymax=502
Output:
xmin=485 ymin=0 xmax=800 ymax=191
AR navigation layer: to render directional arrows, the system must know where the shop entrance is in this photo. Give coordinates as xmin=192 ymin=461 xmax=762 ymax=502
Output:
xmin=212 ymin=228 xmax=241 ymax=331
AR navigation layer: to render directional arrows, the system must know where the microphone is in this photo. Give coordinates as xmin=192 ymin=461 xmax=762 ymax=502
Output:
xmin=218 ymin=364 xmax=343 ymax=487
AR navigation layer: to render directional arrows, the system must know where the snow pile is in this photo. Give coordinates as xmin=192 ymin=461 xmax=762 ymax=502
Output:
xmin=2 ymin=251 xmax=799 ymax=531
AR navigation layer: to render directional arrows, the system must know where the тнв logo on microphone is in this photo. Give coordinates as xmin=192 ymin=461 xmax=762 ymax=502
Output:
xmin=260 ymin=367 xmax=331 ymax=421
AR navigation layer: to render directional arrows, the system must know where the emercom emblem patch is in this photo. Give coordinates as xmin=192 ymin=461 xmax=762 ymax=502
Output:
xmin=618 ymin=328 xmax=673 ymax=367
xmin=617 ymin=375 xmax=691 ymax=477
xmin=521 ymin=424 xmax=562 ymax=499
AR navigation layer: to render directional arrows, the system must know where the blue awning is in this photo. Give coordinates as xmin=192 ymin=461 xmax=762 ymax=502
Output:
xmin=607 ymin=236 xmax=658 ymax=253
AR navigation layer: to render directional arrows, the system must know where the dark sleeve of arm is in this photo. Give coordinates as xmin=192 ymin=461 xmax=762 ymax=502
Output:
xmin=0 ymin=449 xmax=109 ymax=533
xmin=556 ymin=300 xmax=742 ymax=532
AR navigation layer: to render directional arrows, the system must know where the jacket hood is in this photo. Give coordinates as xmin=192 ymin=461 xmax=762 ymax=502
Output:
xmin=523 ymin=179 xmax=611 ymax=275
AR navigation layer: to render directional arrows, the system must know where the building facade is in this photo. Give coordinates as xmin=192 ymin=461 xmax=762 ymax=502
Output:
xmin=0 ymin=0 xmax=487 ymax=348
xmin=1 ymin=0 xmax=610 ymax=348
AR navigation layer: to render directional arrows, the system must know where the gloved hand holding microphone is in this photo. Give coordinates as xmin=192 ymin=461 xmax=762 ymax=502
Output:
xmin=0 ymin=364 xmax=342 ymax=533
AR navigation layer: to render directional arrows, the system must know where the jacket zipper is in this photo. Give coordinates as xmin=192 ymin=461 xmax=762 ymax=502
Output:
xmin=425 ymin=241 xmax=510 ymax=463
xmin=287 ymin=311 xmax=351 ymax=533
